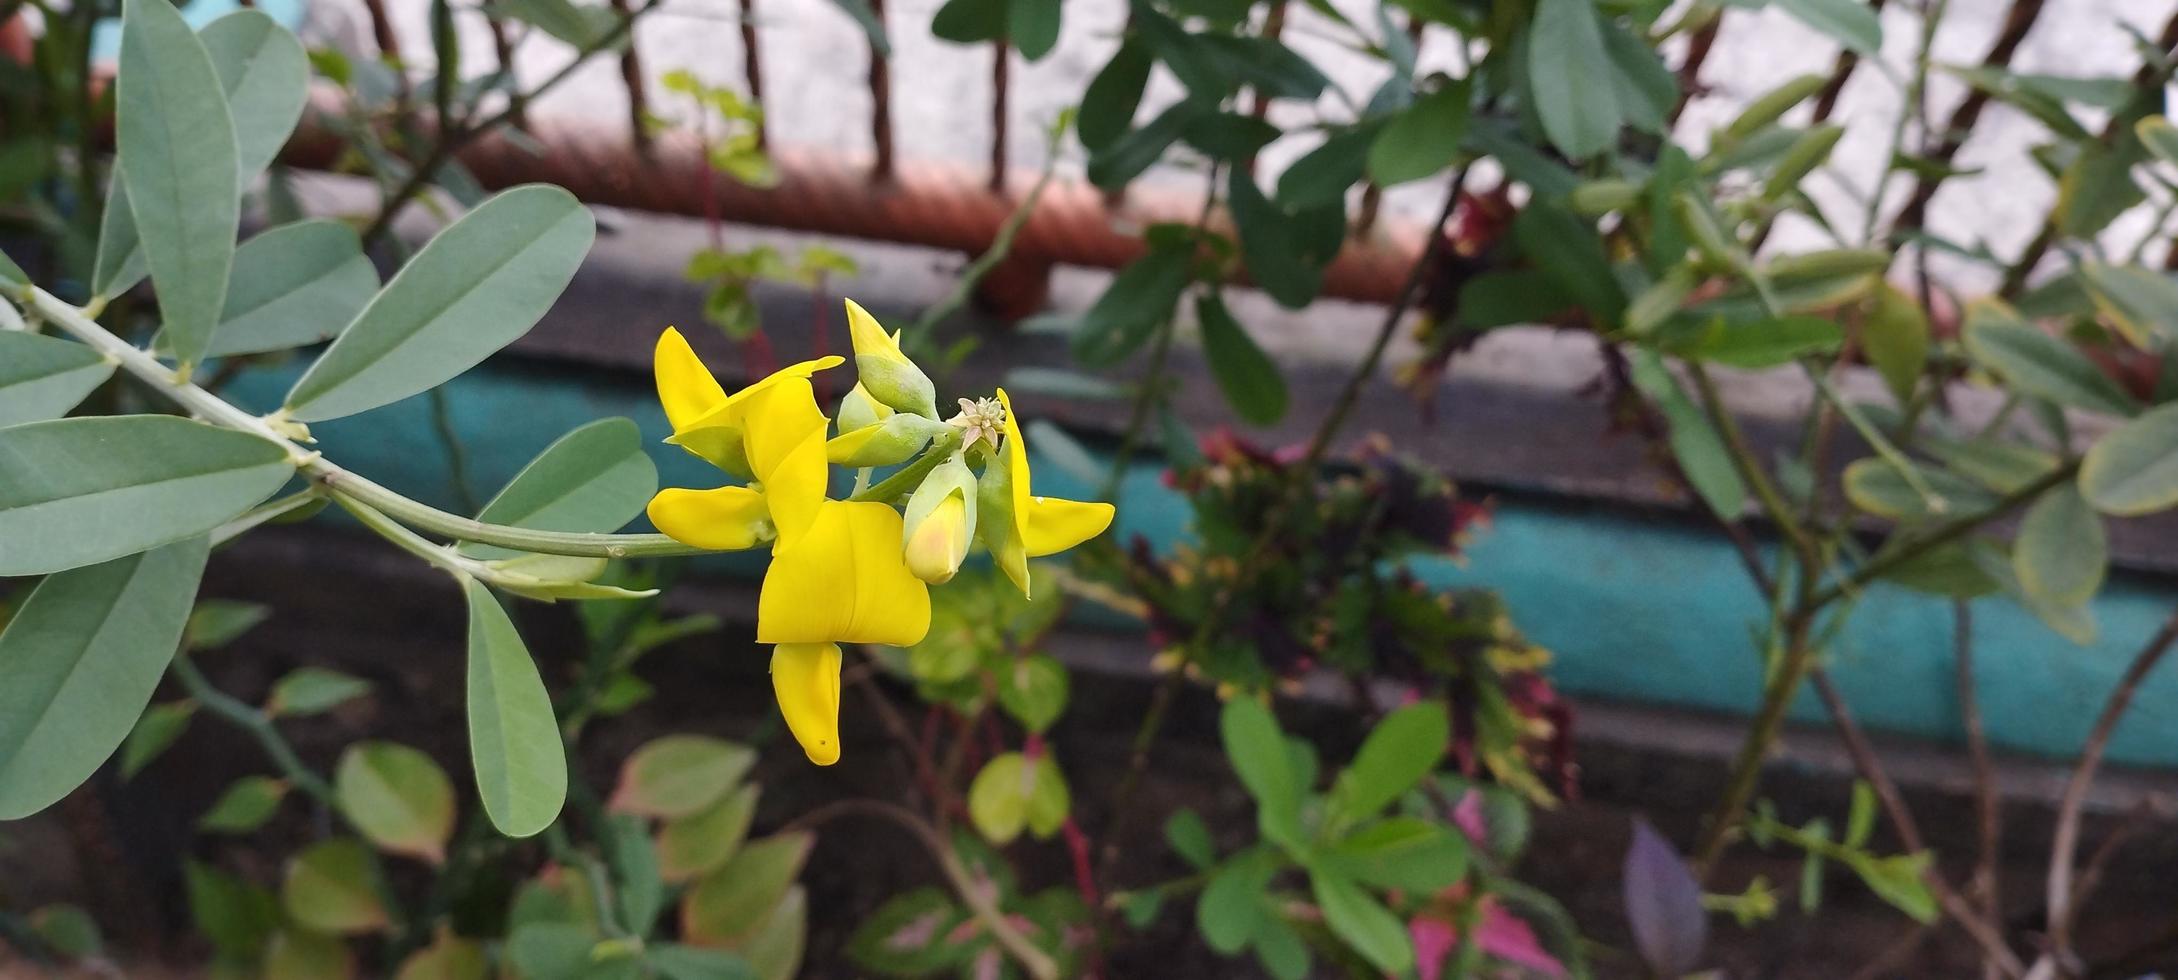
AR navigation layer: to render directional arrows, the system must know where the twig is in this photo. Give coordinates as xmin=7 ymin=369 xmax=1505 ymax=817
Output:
xmin=1887 ymin=0 xmax=2050 ymax=236
xmin=2043 ymin=605 xmax=2178 ymax=963
xmin=1956 ymin=600 xmax=2004 ymax=961
xmin=1808 ymin=461 xmax=2078 ymax=611
xmin=783 ymin=799 xmax=1060 ymax=980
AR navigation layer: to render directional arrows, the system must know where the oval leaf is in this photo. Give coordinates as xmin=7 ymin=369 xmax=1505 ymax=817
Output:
xmin=199 ymin=10 xmax=311 ymax=181
xmin=0 ymin=537 xmax=208 ymax=819
xmin=337 ymin=741 xmax=457 ymax=864
xmin=461 ymin=418 xmax=658 ymax=559
xmin=268 ymin=666 xmax=373 ymax=717
xmin=116 ymin=0 xmax=242 ymax=366
xmin=0 ymin=415 xmax=294 ymax=576
xmin=463 ymin=579 xmax=567 ymax=837
xmin=284 ymin=185 xmax=596 ymax=421
xmin=658 ymin=783 xmax=760 ymax=883
xmin=1368 ymin=80 xmax=1471 ymax=186
xmin=1623 ymin=818 xmax=1708 ymax=977
xmin=2082 ymin=402 xmax=2178 ymax=516
xmin=1528 ymin=0 xmax=1620 ymax=159
xmin=1328 ymin=701 xmax=1448 ymax=826
xmin=2014 ymin=482 xmax=2106 ymax=608
xmin=210 ymin=220 xmax=378 ymax=357
xmin=611 ymin=735 xmax=757 ymax=819
xmin=1220 ymin=699 xmax=1302 ymax=848
xmin=1963 ymin=302 xmax=2137 ymax=416
xmin=1311 ymin=871 xmax=1412 ymax=973
xmin=1196 ymin=294 xmax=1288 ymax=425
xmin=283 ymin=839 xmax=388 ymax=935
xmin=0 ymin=333 xmax=114 ymax=429
xmin=680 ymin=832 xmax=813 ymax=946
xmin=199 ymin=775 xmax=289 ymax=834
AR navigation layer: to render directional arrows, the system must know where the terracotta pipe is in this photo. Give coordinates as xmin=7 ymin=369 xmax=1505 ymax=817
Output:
xmin=284 ymin=106 xmax=1428 ymax=305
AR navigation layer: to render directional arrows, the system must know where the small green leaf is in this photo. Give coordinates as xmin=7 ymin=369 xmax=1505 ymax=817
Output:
xmin=198 ymin=775 xmax=289 ymax=834
xmin=1220 ymin=698 xmax=1303 ymax=850
xmin=604 ymin=813 xmax=667 ymax=936
xmin=1008 ymin=0 xmax=1062 ymax=60
xmin=0 ymin=538 xmax=208 ymax=819
xmin=1764 ymin=124 xmax=1846 ymax=198
xmin=186 ymin=600 xmax=272 ymax=651
xmin=0 ymin=333 xmax=114 ymax=429
xmin=1197 ymin=848 xmax=1276 ymax=953
xmin=1629 ymin=351 xmax=1746 ymax=520
xmin=1601 ymin=20 xmax=1676 ymax=134
xmin=1165 ymin=808 xmax=1217 ymax=869
xmin=968 ymin=752 xmax=1032 ymax=844
xmin=186 ymin=861 xmax=280 ymax=962
xmin=267 ymin=666 xmax=372 ymax=717
xmin=1724 ymin=74 xmax=1827 ymax=141
xmin=680 ymin=832 xmax=813 ymax=946
xmin=337 ymin=741 xmax=457 ymax=863
xmin=115 ymin=0 xmax=241 ymax=365
xmin=1087 ymin=100 xmax=1209 ymax=190
xmin=1079 ymin=39 xmax=1152 ymax=150
xmin=1196 ymin=293 xmax=1288 ymax=425
xmin=821 ymin=0 xmax=890 ymax=56
xmin=120 ymin=700 xmax=197 ymax=779
xmin=2057 ymin=138 xmax=2146 ymax=238
xmin=649 ymin=944 xmax=758 ymax=980
xmin=1776 ymin=0 xmax=1882 ymax=56
xmin=29 ymin=904 xmax=103 ymax=959
xmin=658 ymin=783 xmax=760 ymax=883
xmin=1527 ymin=0 xmax=1621 ymax=159
xmin=1329 ymin=702 xmax=1448 ymax=827
xmin=463 ymin=578 xmax=567 ymax=837
xmin=1862 ymin=284 xmax=1929 ymax=403
xmin=610 ymin=734 xmax=756 ymax=819
xmin=394 ymin=931 xmax=490 ymax=980
xmin=495 ymin=0 xmax=624 ymax=47
xmin=1071 ymin=240 xmax=1192 ymax=366
xmin=461 ymin=418 xmax=658 ymax=559
xmin=1026 ymin=753 xmax=1070 ymax=839
xmin=2014 ymin=482 xmax=2106 ymax=608
xmin=1514 ymin=202 xmax=1625 ymax=326
xmin=1228 ymin=169 xmax=1333 ymax=309
xmin=208 ymin=220 xmax=377 ymax=357
xmin=0 ymin=415 xmax=293 ymax=577
xmin=264 ymin=929 xmax=351 ymax=980
xmin=2082 ymin=402 xmax=2178 ymax=516
xmin=1687 ymin=315 xmax=1844 ymax=369
xmin=1847 ymin=852 xmax=1937 ymax=924
xmin=1277 ymin=126 xmax=1375 ymax=209
xmin=1367 ymin=80 xmax=1471 ymax=186
xmin=1962 ymin=301 xmax=2137 ymax=416
xmin=931 ymin=0 xmax=1006 ymax=43
xmin=2137 ymin=116 xmax=2178 ymax=167
xmin=1311 ymin=870 xmax=1413 ymax=973
xmin=846 ymin=888 xmax=964 ymax=976
xmin=283 ymin=839 xmax=389 ymax=935
xmin=284 ymin=185 xmax=595 ymax=422
xmin=996 ymin=654 xmax=1069 ymax=733
xmin=2080 ymin=261 xmax=2178 ymax=348
xmin=1325 ymin=817 xmax=1469 ymax=892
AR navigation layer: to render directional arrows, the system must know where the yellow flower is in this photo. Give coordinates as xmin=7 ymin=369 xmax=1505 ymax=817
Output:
xmin=643 ymin=326 xmax=931 ymax=766
xmin=976 ymin=388 xmax=1116 ymax=596
xmin=845 ymin=299 xmax=939 ymax=419
xmin=901 ymin=455 xmax=977 ymax=584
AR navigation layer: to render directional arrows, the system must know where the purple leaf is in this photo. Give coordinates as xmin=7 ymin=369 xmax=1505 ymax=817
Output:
xmin=1624 ymin=818 xmax=1707 ymax=978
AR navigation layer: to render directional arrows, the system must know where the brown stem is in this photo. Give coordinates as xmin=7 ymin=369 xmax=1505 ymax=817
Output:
xmin=2044 ymin=606 xmax=2178 ymax=963
xmin=359 ymin=0 xmax=412 ymax=113
xmin=989 ymin=41 xmax=1009 ymax=193
xmin=485 ymin=14 xmax=527 ymax=130
xmin=1887 ymin=0 xmax=2048 ymax=236
xmin=610 ymin=0 xmax=651 ymax=152
xmin=867 ymin=0 xmax=893 ymax=179
xmin=738 ymin=0 xmax=768 ymax=150
xmin=1668 ymin=14 xmax=1723 ymax=124
xmin=1956 ymin=601 xmax=2004 ymax=958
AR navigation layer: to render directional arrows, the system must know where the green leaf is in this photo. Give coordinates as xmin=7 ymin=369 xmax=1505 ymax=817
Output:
xmin=208 ymin=220 xmax=377 ymax=357
xmin=198 ymin=775 xmax=288 ymax=834
xmin=610 ymin=734 xmax=755 ymax=819
xmin=1776 ymin=0 xmax=1882 ymax=57
xmin=2137 ymin=115 xmax=2178 ymax=167
xmin=1847 ymin=852 xmax=1937 ymax=924
xmin=658 ymin=783 xmax=760 ymax=883
xmin=1367 ymin=80 xmax=1471 ymax=185
xmin=463 ymin=578 xmax=567 ymax=837
xmin=284 ymin=185 xmax=596 ymax=421
xmin=1600 ymin=20 xmax=1676 ymax=134
xmin=1724 ymin=74 xmax=1827 ymax=141
xmin=1328 ymin=702 xmax=1447 ymax=827
xmin=1923 ymin=436 xmax=2060 ymax=494
xmin=0 ymin=333 xmax=114 ymax=429
xmin=1527 ymin=0 xmax=1621 ymax=159
xmin=0 ymin=415 xmax=293 ymax=576
xmin=1079 ymin=38 xmax=1152 ymax=150
xmin=969 ymin=752 xmax=1032 ymax=844
xmin=1228 ymin=169 xmax=1332 ymax=310
xmin=395 ymin=932 xmax=491 ymax=980
xmin=1182 ymin=111 xmax=1281 ymax=160
xmin=1008 ymin=0 xmax=1062 ymax=60
xmin=1197 ymin=848 xmax=1276 ymax=954
xmin=846 ymin=888 xmax=967 ymax=975
xmin=283 ymin=839 xmax=389 ymax=935
xmin=120 ymin=700 xmax=196 ymax=779
xmin=1310 ymin=870 xmax=1413 ymax=973
xmin=1862 ymin=284 xmax=1929 ymax=403
xmin=681 ymin=832 xmax=813 ymax=945
xmin=1845 ymin=781 xmax=1877 ymax=847
xmin=337 ymin=741 xmax=457 ymax=863
xmin=199 ymin=10 xmax=311 ymax=181
xmin=1086 ymin=100 xmax=1208 ymax=190
xmin=1514 ymin=202 xmax=1625 ymax=326
xmin=505 ymin=923 xmax=611 ymax=980
xmin=996 ymin=654 xmax=1069 ymax=733
xmin=1882 ymin=537 xmax=2004 ymax=598
xmin=1196 ymin=293 xmax=1288 ymax=425
xmin=264 ymin=929 xmax=352 ymax=980
xmin=1165 ymin=808 xmax=1217 ymax=869
xmin=0 ymin=538 xmax=208 ymax=819
xmin=495 ymin=0 xmax=624 ymax=48
xmin=1962 ymin=301 xmax=2137 ymax=416
xmin=267 ymin=666 xmax=372 ymax=717
xmin=1278 ymin=126 xmax=1376 ymax=209
xmin=187 ymin=600 xmax=272 ymax=651
xmin=1026 ymin=753 xmax=1070 ymax=839
xmin=2080 ymin=261 xmax=2178 ymax=347
xmin=1220 ymin=698 xmax=1303 ymax=850
xmin=821 ymin=0 xmax=890 ymax=57
xmin=1071 ymin=241 xmax=1192 ymax=366
xmin=1687 ymin=315 xmax=1844 ymax=369
xmin=460 ymin=418 xmax=658 ymax=559
xmin=186 ymin=861 xmax=280 ymax=962
xmin=2056 ymin=138 xmax=2146 ymax=238
xmin=734 ymin=884 xmax=807 ymax=980
xmin=1629 ymin=351 xmax=1746 ymax=520
xmin=1764 ymin=124 xmax=1846 ymax=198
xmin=2082 ymin=402 xmax=2178 ymax=515
xmin=0 ymin=248 xmax=24 ymax=289
xmin=29 ymin=903 xmax=103 ymax=959
xmin=604 ymin=813 xmax=666 ymax=935
xmin=2014 ymin=482 xmax=2106 ymax=608
xmin=649 ymin=944 xmax=758 ymax=980
xmin=1843 ymin=459 xmax=1996 ymax=520
xmin=931 ymin=0 xmax=1006 ymax=42
xmin=115 ymin=0 xmax=242 ymax=366
xmin=1325 ymin=817 xmax=1469 ymax=892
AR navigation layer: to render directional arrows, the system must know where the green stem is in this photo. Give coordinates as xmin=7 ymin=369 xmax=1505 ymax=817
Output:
xmin=21 ymin=285 xmax=704 ymax=559
xmin=850 ymin=431 xmax=964 ymax=503
xmin=1808 ymin=459 xmax=2078 ymax=611
xmin=169 ymin=656 xmax=333 ymax=805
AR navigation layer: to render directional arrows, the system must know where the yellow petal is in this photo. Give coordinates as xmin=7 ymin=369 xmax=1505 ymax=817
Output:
xmin=845 ymin=299 xmax=907 ymax=363
xmin=736 ymin=378 xmax=831 ymax=547
xmin=758 ymin=501 xmax=932 ymax=646
xmin=903 ymin=492 xmax=969 ymax=584
xmin=771 ymin=642 xmax=843 ymax=766
xmin=1023 ymin=496 xmax=1115 ymax=556
xmin=654 ymin=327 xmax=727 ymax=432
xmin=995 ymin=387 xmax=1034 ymax=552
xmin=645 ymin=486 xmax=769 ymax=551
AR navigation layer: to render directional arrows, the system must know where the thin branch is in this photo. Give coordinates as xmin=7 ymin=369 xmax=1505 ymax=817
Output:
xmin=1956 ymin=600 xmax=2004 ymax=961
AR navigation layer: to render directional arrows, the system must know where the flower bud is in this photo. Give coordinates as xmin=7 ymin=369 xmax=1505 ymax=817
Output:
xmin=902 ymin=456 xmax=978 ymax=584
xmin=837 ymin=382 xmax=892 ymax=434
xmin=828 ymin=413 xmax=951 ymax=468
xmin=846 ymin=299 xmax=939 ymax=419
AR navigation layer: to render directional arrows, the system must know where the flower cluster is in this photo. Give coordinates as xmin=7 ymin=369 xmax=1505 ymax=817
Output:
xmin=645 ymin=301 xmax=1114 ymax=765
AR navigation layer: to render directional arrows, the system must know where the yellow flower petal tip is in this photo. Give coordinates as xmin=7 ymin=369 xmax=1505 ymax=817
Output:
xmin=1024 ymin=497 xmax=1116 ymax=556
xmin=772 ymin=643 xmax=843 ymax=766
xmin=654 ymin=327 xmax=727 ymax=432
xmin=645 ymin=486 xmax=770 ymax=552
xmin=844 ymin=299 xmax=907 ymax=361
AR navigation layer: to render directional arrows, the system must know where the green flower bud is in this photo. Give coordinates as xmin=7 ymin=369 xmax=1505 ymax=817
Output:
xmin=902 ymin=455 xmax=978 ymax=584
xmin=827 ymin=413 xmax=951 ymax=468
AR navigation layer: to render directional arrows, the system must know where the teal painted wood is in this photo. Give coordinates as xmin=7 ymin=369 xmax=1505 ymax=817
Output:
xmin=222 ymin=364 xmax=2178 ymax=768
